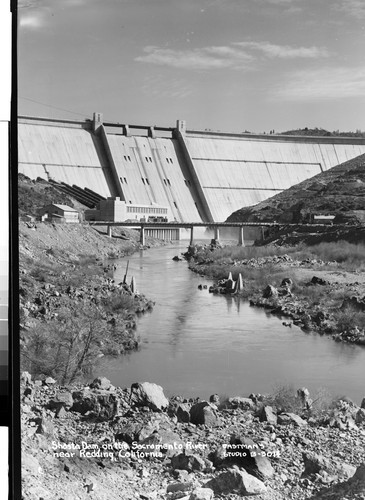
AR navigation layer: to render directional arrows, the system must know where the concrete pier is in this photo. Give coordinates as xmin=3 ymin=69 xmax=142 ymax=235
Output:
xmin=233 ymin=273 xmax=244 ymax=293
xmin=140 ymin=226 xmax=145 ymax=246
xmin=107 ymin=225 xmax=112 ymax=238
xmin=189 ymin=226 xmax=194 ymax=246
xmin=238 ymin=227 xmax=245 ymax=246
xmin=214 ymin=227 xmax=220 ymax=241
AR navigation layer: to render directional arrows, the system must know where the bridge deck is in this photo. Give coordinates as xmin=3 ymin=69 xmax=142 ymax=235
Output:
xmin=88 ymin=221 xmax=334 ymax=228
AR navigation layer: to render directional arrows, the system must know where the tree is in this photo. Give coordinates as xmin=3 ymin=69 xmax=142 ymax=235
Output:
xmin=21 ymin=303 xmax=108 ymax=384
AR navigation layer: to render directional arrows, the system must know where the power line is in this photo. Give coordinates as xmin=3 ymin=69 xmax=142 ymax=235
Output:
xmin=19 ymin=96 xmax=90 ymax=119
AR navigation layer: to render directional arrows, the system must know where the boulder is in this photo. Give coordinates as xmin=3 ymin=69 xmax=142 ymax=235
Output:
xmin=115 ymin=415 xmax=171 ymax=445
xmin=89 ymin=377 xmax=113 ymax=391
xmin=190 ymin=401 xmax=221 ymax=427
xmin=176 ymin=403 xmax=191 ymax=423
xmin=115 ymin=422 xmax=146 ymax=445
xmin=277 ymin=413 xmax=307 ymax=427
xmin=302 ymin=451 xmax=356 ymax=480
xmin=355 ymin=408 xmax=365 ymax=424
xmin=327 ymin=402 xmax=358 ymax=430
xmin=280 ymin=278 xmax=293 ymax=287
xmin=278 ymin=287 xmax=292 ymax=297
xmin=21 ymin=371 xmax=32 ymax=385
xmin=262 ymin=285 xmax=278 ymax=299
xmin=311 ymin=276 xmax=328 ymax=286
xmin=205 ymin=468 xmax=267 ymax=496
xmin=171 ymin=451 xmax=211 ymax=472
xmin=226 ymin=435 xmax=274 ymax=480
xmin=306 ymin=463 xmax=364 ymax=499
xmin=302 ymin=451 xmax=333 ymax=476
xmin=225 ymin=279 xmax=235 ymax=292
xmin=48 ymin=391 xmax=74 ymax=411
xmin=44 ymin=377 xmax=56 ymax=385
xmin=209 ymin=394 xmax=220 ymax=405
xmin=139 ymin=429 xmax=184 ymax=457
xmin=31 ymin=417 xmax=54 ymax=436
xmin=166 ymin=482 xmax=193 ymax=493
xmin=350 ymin=463 xmax=365 ymax=484
xmin=227 ymin=397 xmax=255 ymax=410
xmin=189 ymin=487 xmax=214 ymax=500
xmin=71 ymin=388 xmax=118 ymax=420
xmin=259 ymin=406 xmax=277 ymax=425
xmin=208 ymin=445 xmax=227 ymax=468
xmin=130 ymin=382 xmax=169 ymax=411
xmin=55 ymin=406 xmax=67 ymax=419
xmin=297 ymin=387 xmax=313 ymax=410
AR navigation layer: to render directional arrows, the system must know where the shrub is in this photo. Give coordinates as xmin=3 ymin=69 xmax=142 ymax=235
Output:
xmin=333 ymin=306 xmax=365 ymax=332
xmin=264 ymin=384 xmax=303 ymax=414
xmin=195 ymin=241 xmax=365 ymax=272
xmin=103 ymin=292 xmax=135 ymax=313
xmin=294 ymin=241 xmax=365 ymax=270
xmin=21 ymin=304 xmax=108 ymax=384
xmin=307 ymin=387 xmax=334 ymax=418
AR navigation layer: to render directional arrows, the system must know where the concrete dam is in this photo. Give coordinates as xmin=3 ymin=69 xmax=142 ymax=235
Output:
xmin=18 ymin=114 xmax=365 ymax=223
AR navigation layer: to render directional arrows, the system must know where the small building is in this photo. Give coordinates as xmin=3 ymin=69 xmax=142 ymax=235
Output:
xmin=85 ymin=197 xmax=170 ymax=222
xmin=312 ymin=215 xmax=335 ymax=224
xmin=39 ymin=204 xmax=79 ymax=223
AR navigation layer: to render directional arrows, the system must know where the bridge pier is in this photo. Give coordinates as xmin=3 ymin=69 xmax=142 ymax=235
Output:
xmin=238 ymin=227 xmax=245 ymax=246
xmin=140 ymin=226 xmax=145 ymax=246
xmin=214 ymin=226 xmax=220 ymax=241
xmin=189 ymin=226 xmax=194 ymax=246
xmin=107 ymin=225 xmax=112 ymax=238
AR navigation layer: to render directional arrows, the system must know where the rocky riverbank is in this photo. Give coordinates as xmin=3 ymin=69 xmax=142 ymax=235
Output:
xmin=21 ymin=373 xmax=365 ymax=500
xmin=19 ymin=221 xmax=161 ymax=382
xmin=186 ymin=243 xmax=365 ymax=346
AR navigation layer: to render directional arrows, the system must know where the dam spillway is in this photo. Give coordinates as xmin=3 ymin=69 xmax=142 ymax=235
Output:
xmin=18 ymin=114 xmax=365 ymax=222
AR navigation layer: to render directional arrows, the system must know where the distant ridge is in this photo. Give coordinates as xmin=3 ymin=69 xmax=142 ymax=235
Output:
xmin=278 ymin=127 xmax=365 ymax=138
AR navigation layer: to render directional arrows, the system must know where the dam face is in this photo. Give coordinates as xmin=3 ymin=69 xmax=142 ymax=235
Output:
xmin=18 ymin=115 xmax=365 ymax=222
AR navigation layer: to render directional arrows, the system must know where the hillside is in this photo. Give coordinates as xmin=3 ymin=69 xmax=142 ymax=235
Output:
xmin=227 ymin=154 xmax=365 ymax=226
xmin=18 ymin=174 xmax=88 ymax=217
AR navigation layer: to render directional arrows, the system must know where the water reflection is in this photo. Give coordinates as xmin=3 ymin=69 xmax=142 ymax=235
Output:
xmin=95 ymin=242 xmax=365 ymax=402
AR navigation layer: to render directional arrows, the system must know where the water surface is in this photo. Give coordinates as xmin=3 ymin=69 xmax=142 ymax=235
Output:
xmin=95 ymin=242 xmax=365 ymax=403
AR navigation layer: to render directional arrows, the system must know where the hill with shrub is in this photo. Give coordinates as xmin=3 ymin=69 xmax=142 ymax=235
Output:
xmin=18 ymin=174 xmax=86 ymax=218
xmin=227 ymin=154 xmax=365 ymax=227
xmin=278 ymin=128 xmax=365 ymax=137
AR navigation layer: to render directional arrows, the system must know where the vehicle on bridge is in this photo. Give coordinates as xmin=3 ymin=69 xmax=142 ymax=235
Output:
xmin=147 ymin=216 xmax=168 ymax=223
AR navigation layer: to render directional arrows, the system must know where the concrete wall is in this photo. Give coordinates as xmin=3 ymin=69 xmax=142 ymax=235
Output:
xmin=104 ymin=133 xmax=202 ymax=222
xmin=18 ymin=118 xmax=117 ymax=198
xmin=183 ymin=132 xmax=365 ymax=221
xmin=18 ymin=116 xmax=365 ymax=223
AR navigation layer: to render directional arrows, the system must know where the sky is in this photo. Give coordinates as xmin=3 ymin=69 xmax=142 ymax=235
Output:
xmin=18 ymin=0 xmax=365 ymax=133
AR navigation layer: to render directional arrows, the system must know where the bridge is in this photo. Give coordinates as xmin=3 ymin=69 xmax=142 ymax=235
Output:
xmin=89 ymin=220 xmax=331 ymax=246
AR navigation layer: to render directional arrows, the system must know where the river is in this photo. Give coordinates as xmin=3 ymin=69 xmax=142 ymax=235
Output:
xmin=95 ymin=242 xmax=365 ymax=403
